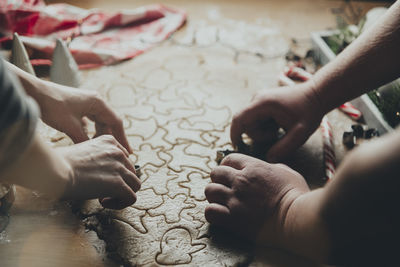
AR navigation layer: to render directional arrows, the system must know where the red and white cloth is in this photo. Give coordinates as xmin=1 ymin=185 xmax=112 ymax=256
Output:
xmin=320 ymin=116 xmax=336 ymax=180
xmin=0 ymin=0 xmax=186 ymax=68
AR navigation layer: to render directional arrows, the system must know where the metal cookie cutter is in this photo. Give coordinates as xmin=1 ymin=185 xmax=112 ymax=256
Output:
xmin=135 ymin=165 xmax=142 ymax=177
xmin=342 ymin=124 xmax=379 ymax=149
xmin=216 ymin=149 xmax=236 ymax=164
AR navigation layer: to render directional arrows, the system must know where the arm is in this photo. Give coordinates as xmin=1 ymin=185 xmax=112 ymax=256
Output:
xmin=283 ymin=127 xmax=400 ymax=264
xmin=310 ymin=0 xmax=400 ymax=114
xmin=5 ymin=61 xmax=132 ymax=153
xmin=0 ymin=60 xmax=139 ymax=209
xmin=1 ymin=131 xmax=71 ymax=199
xmin=206 ymin=128 xmax=400 ymax=264
xmin=1 ymin=133 xmax=140 ymax=209
xmin=230 ymin=1 xmax=400 ymax=161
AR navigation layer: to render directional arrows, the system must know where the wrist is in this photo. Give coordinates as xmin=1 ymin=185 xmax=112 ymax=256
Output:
xmin=1 ymin=134 xmax=72 ymax=199
xmin=255 ymin=187 xmax=307 ymax=247
xmin=281 ymin=189 xmax=331 ymax=262
xmin=55 ymin=147 xmax=76 ymax=201
xmin=301 ymin=79 xmax=330 ymax=117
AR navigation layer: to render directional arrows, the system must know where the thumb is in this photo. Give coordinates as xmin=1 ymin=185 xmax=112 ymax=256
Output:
xmin=266 ymin=124 xmax=309 ymax=162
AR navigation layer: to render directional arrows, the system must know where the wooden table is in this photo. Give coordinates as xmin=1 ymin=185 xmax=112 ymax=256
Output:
xmin=0 ymin=1 xmax=390 ymax=266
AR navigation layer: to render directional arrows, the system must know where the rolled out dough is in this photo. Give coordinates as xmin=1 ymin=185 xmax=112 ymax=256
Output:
xmin=48 ymin=18 xmax=324 ymax=266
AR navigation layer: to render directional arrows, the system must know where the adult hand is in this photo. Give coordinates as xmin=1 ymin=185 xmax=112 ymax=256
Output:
xmin=39 ymin=81 xmax=132 ymax=153
xmin=230 ymin=84 xmax=323 ymax=162
xmin=205 ymin=153 xmax=309 ymax=243
xmin=58 ymin=135 xmax=140 ymax=209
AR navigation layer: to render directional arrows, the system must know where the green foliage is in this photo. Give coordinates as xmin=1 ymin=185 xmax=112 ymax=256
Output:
xmin=324 ymin=22 xmax=361 ymax=55
xmin=323 ymin=7 xmax=399 ymax=128
xmin=368 ymin=82 xmax=400 ymax=128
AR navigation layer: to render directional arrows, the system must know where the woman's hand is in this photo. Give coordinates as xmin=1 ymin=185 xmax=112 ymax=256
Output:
xmin=5 ymin=60 xmax=131 ymax=153
xmin=39 ymin=81 xmax=132 ymax=153
xmin=205 ymin=153 xmax=310 ymax=244
xmin=58 ymin=135 xmax=140 ymax=209
xmin=230 ymin=84 xmax=324 ymax=162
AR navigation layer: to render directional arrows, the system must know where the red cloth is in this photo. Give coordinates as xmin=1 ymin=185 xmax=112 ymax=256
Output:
xmin=0 ymin=0 xmax=186 ymax=68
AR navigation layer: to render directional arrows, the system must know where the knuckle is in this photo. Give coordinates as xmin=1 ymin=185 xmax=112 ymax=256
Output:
xmin=232 ymin=175 xmax=249 ymax=193
xmin=120 ymin=168 xmax=141 ymax=192
xmin=102 ymin=134 xmax=117 ymax=143
xmin=116 ymin=163 xmax=127 ymax=174
xmin=114 ymin=149 xmax=126 ymax=159
xmin=107 ymin=148 xmax=125 ymax=160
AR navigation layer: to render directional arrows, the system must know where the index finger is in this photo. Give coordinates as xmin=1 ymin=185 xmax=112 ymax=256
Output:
xmin=100 ymin=194 xmax=137 ymax=210
xmin=89 ymin=99 xmax=132 ymax=153
xmin=98 ymin=183 xmax=137 ymax=209
xmin=210 ymin=165 xmax=239 ymax=187
xmin=230 ymin=112 xmax=246 ymax=149
xmin=230 ymin=102 xmax=274 ymax=148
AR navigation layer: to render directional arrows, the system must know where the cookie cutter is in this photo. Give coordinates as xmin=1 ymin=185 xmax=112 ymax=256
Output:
xmin=216 ymin=149 xmax=236 ymax=164
xmin=135 ymin=165 xmax=142 ymax=177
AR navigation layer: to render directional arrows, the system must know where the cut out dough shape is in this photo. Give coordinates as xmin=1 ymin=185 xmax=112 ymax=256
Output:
xmin=162 ymin=143 xmax=212 ymax=173
xmin=180 ymin=172 xmax=210 ymax=201
xmin=166 ymin=167 xmax=192 ymax=198
xmin=42 ymin=15 xmax=328 ymax=267
xmin=134 ymin=143 xmax=169 ymax=169
xmin=148 ymin=194 xmax=195 ymax=223
xmin=179 ymin=104 xmax=231 ymax=131
xmin=162 ymin=120 xmax=212 ymax=146
xmin=132 ymin=188 xmax=163 ymax=210
xmin=141 ymin=167 xmax=179 ymax=195
xmin=124 ymin=116 xmax=159 ymax=140
xmin=156 ymin=227 xmax=206 ymax=265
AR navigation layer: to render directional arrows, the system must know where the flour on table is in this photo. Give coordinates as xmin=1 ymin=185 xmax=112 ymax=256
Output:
xmin=42 ymin=17 xmax=323 ymax=267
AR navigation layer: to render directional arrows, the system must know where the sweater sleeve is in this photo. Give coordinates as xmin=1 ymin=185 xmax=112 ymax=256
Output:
xmin=0 ymin=59 xmax=39 ymax=173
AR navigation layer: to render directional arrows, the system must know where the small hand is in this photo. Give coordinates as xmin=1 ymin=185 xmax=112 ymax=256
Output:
xmin=205 ymin=153 xmax=309 ymax=243
xmin=230 ymin=85 xmax=323 ymax=162
xmin=58 ymin=135 xmax=140 ymax=209
xmin=40 ymin=81 xmax=132 ymax=153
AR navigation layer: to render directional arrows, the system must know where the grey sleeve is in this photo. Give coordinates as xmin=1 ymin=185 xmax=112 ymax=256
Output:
xmin=0 ymin=59 xmax=40 ymax=173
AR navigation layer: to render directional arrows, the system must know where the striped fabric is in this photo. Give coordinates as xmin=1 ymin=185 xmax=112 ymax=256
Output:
xmin=0 ymin=0 xmax=186 ymax=69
